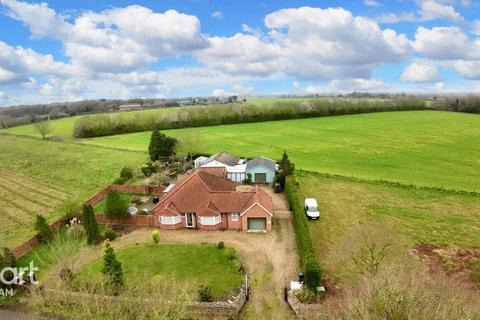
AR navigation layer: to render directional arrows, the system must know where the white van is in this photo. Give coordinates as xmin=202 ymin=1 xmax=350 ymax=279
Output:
xmin=304 ymin=198 xmax=320 ymax=220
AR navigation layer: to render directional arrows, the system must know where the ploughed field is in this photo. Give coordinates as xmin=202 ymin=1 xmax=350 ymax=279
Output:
xmin=0 ymin=135 xmax=146 ymax=247
xmin=0 ymin=167 xmax=70 ymax=248
xmin=83 ymin=110 xmax=480 ymax=192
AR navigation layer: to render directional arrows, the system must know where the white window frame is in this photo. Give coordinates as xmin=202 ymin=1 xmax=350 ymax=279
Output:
xmin=231 ymin=213 xmax=239 ymax=221
xmin=199 ymin=214 xmax=221 ymax=225
xmin=160 ymin=215 xmax=181 ymax=225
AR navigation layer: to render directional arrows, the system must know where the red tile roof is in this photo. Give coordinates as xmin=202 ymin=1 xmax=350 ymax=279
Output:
xmin=152 ymin=171 xmax=272 ymax=217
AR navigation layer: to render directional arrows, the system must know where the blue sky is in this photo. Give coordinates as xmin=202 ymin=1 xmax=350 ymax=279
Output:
xmin=0 ymin=0 xmax=480 ymax=106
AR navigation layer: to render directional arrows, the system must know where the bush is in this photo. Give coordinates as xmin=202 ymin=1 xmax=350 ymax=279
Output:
xmin=59 ymin=267 xmax=74 ymax=284
xmin=285 ymin=176 xmax=322 ymax=290
xmin=217 ymin=241 xmax=225 ymax=249
xmin=151 ymin=230 xmax=160 ymax=244
xmin=67 ymin=224 xmax=85 ymax=240
xmin=120 ymin=166 xmax=134 ymax=180
xmin=141 ymin=163 xmax=155 ymax=177
xmin=82 ymin=204 xmax=100 ymax=244
xmin=34 ymin=214 xmax=53 ymax=243
xmin=105 ymin=191 xmax=128 ymax=220
xmin=104 ymin=227 xmax=118 ymax=241
xmin=198 ymin=285 xmax=214 ymax=302
xmin=113 ymin=177 xmax=126 ymax=185
xmin=102 ymin=241 xmax=123 ymax=293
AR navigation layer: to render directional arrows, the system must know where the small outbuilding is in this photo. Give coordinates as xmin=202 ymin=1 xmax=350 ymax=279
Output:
xmin=246 ymin=157 xmax=277 ymax=183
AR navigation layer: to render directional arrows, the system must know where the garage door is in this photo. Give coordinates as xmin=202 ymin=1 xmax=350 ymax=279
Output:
xmin=254 ymin=173 xmax=267 ymax=183
xmin=248 ymin=218 xmax=266 ymax=231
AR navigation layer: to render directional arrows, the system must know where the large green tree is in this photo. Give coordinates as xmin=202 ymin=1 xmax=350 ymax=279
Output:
xmin=105 ymin=190 xmax=128 ymax=219
xmin=101 ymin=241 xmax=123 ymax=293
xmin=82 ymin=204 xmax=101 ymax=244
xmin=276 ymin=150 xmax=295 ymax=189
xmin=148 ymin=128 xmax=177 ymax=161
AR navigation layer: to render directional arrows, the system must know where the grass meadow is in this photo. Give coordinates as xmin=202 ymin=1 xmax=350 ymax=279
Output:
xmin=2 ymin=106 xmax=181 ymax=139
xmin=296 ymin=171 xmax=480 ymax=285
xmin=83 ymin=110 xmax=480 ymax=192
xmin=0 ymin=135 xmax=146 ymax=247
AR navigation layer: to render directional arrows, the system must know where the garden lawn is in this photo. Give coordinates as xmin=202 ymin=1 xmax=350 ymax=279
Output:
xmin=296 ymin=171 xmax=480 ymax=284
xmin=93 ymin=193 xmax=142 ymax=213
xmin=83 ymin=110 xmax=480 ymax=192
xmin=2 ymin=107 xmax=181 ymax=139
xmin=75 ymin=243 xmax=243 ymax=299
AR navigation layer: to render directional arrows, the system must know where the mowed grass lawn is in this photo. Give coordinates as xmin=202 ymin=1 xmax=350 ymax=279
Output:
xmin=75 ymin=243 xmax=243 ymax=299
xmin=297 ymin=171 xmax=480 ymax=284
xmin=2 ymin=106 xmax=181 ymax=139
xmin=0 ymin=135 xmax=147 ymax=247
xmin=83 ymin=110 xmax=480 ymax=192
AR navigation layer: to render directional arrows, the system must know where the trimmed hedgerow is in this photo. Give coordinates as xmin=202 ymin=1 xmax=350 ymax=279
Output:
xmin=285 ymin=175 xmax=322 ymax=290
xmin=73 ymin=98 xmax=427 ymax=138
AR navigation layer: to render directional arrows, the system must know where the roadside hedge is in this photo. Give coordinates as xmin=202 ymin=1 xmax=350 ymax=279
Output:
xmin=284 ymin=176 xmax=322 ymax=289
xmin=73 ymin=98 xmax=427 ymax=138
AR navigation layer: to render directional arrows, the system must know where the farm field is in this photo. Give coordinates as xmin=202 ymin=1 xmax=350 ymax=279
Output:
xmin=0 ymin=167 xmax=70 ymax=248
xmin=2 ymin=106 xmax=181 ymax=139
xmin=83 ymin=110 xmax=480 ymax=192
xmin=75 ymin=243 xmax=244 ymax=299
xmin=296 ymin=171 xmax=480 ymax=285
xmin=0 ymin=135 xmax=146 ymax=247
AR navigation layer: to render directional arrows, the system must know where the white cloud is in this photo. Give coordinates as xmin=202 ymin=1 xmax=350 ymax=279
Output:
xmin=474 ymin=20 xmax=480 ymax=36
xmin=330 ymin=78 xmax=390 ymax=91
xmin=292 ymin=81 xmax=301 ymax=89
xmin=211 ymin=84 xmax=256 ymax=96
xmin=412 ymin=26 xmax=480 ymax=60
xmin=364 ymin=0 xmax=381 ymax=7
xmin=199 ymin=7 xmax=410 ymax=81
xmin=452 ymin=60 xmax=480 ymax=79
xmin=418 ymin=0 xmax=463 ymax=22
xmin=1 ymin=1 xmax=208 ymax=73
xmin=211 ymin=11 xmax=223 ymax=19
xmin=401 ymin=62 xmax=442 ymax=83
xmin=376 ymin=12 xmax=417 ymax=24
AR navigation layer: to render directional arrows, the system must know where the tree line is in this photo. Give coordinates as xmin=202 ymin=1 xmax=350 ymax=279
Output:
xmin=73 ymin=97 xmax=427 ymax=138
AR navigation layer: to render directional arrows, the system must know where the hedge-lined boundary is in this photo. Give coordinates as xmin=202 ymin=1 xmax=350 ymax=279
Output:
xmin=284 ymin=175 xmax=322 ymax=289
xmin=296 ymin=170 xmax=480 ymax=197
xmin=73 ymin=98 xmax=427 ymax=138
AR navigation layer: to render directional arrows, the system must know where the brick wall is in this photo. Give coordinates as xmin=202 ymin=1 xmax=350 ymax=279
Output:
xmin=85 ymin=184 xmax=164 ymax=206
xmin=12 ymin=219 xmax=68 ymax=258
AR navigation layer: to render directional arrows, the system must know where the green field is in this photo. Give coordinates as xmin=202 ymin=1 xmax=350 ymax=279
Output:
xmin=0 ymin=135 xmax=146 ymax=247
xmin=2 ymin=106 xmax=181 ymax=139
xmin=75 ymin=243 xmax=243 ymax=299
xmin=83 ymin=111 xmax=480 ymax=192
xmin=296 ymin=171 xmax=480 ymax=284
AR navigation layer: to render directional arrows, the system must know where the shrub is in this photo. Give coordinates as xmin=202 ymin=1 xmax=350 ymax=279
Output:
xmin=67 ymin=224 xmax=85 ymax=240
xmin=0 ymin=248 xmax=17 ymax=287
xmin=141 ymin=163 xmax=155 ymax=177
xmin=285 ymin=176 xmax=322 ymax=290
xmin=198 ymin=285 xmax=214 ymax=302
xmin=34 ymin=214 xmax=53 ymax=243
xmin=120 ymin=166 xmax=134 ymax=180
xmin=151 ymin=230 xmax=160 ymax=244
xmin=82 ymin=204 xmax=100 ymax=244
xmin=59 ymin=267 xmax=74 ymax=284
xmin=217 ymin=241 xmax=225 ymax=249
xmin=113 ymin=177 xmax=126 ymax=185
xmin=105 ymin=190 xmax=128 ymax=220
xmin=104 ymin=227 xmax=118 ymax=241
xmin=101 ymin=241 xmax=123 ymax=293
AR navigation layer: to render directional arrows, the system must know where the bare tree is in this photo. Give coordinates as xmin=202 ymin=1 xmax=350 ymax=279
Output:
xmin=34 ymin=121 xmax=52 ymax=139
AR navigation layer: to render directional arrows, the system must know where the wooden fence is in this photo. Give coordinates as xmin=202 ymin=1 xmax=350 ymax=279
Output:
xmin=84 ymin=184 xmax=164 ymax=206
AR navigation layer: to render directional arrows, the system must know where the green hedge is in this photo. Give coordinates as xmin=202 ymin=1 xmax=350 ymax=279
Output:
xmin=284 ymin=176 xmax=322 ymax=289
xmin=73 ymin=98 xmax=427 ymax=138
